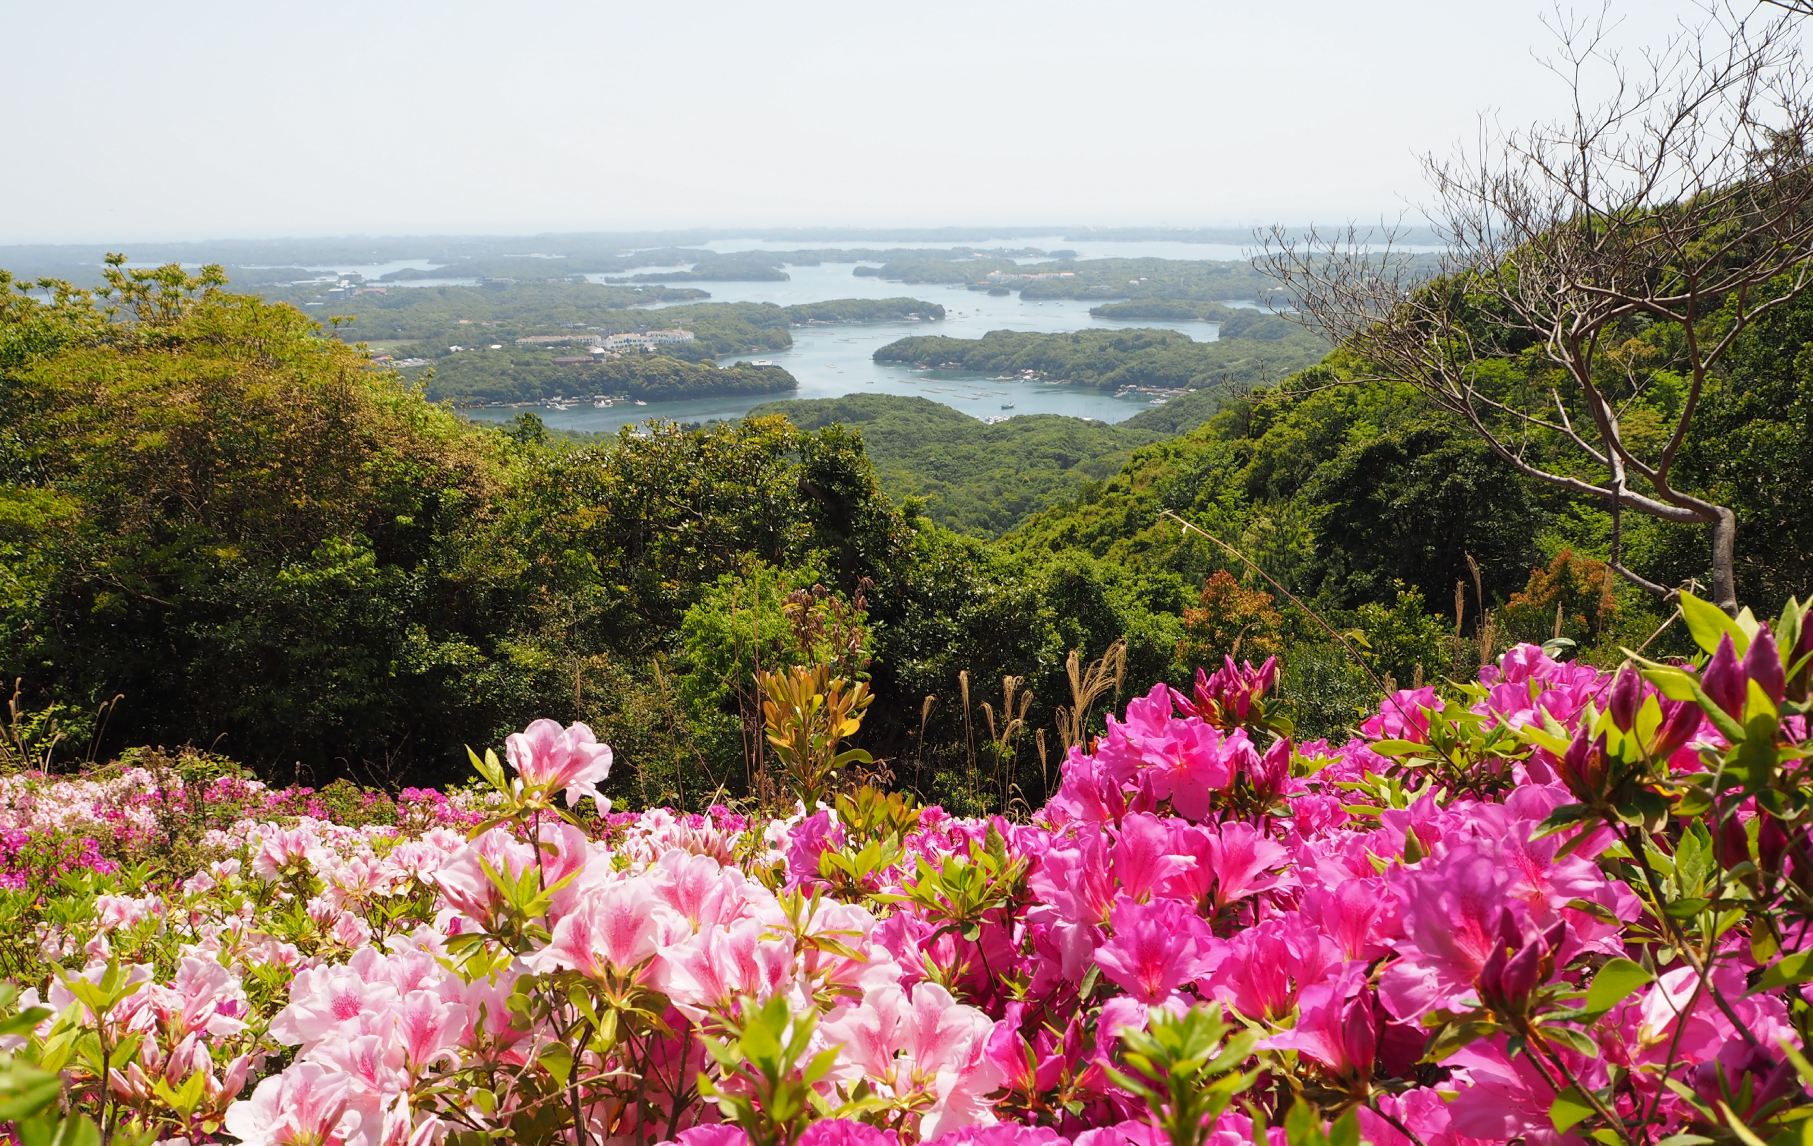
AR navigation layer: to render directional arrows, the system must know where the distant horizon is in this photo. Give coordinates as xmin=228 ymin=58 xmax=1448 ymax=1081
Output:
xmin=0 ymin=223 xmax=1443 ymax=281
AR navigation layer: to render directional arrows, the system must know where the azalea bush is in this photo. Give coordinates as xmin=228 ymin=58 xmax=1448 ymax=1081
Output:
xmin=3 ymin=591 xmax=1813 ymax=1146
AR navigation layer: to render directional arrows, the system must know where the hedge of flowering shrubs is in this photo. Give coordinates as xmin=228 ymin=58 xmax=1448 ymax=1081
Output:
xmin=4 ymin=591 xmax=1813 ymax=1146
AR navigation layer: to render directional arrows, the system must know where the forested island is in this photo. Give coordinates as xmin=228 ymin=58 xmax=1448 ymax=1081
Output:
xmin=873 ymin=322 xmax=1325 ymax=391
xmin=271 ymin=284 xmax=943 ymax=404
xmin=1087 ymin=298 xmax=1241 ymax=321
xmin=434 ymin=353 xmax=798 ymax=406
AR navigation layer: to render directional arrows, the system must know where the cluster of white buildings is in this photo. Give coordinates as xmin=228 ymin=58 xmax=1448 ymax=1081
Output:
xmin=599 ymin=329 xmax=695 ymax=352
xmin=513 ymin=329 xmax=695 ymax=356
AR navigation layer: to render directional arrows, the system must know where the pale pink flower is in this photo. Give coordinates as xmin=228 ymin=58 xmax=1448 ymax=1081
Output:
xmin=651 ymin=918 xmax=796 ymax=1021
xmin=269 ymin=966 xmax=402 ymax=1049
xmin=505 ymin=719 xmax=614 ymax=808
xmin=820 ymin=981 xmax=1003 ymax=1140
xmin=224 ymin=1062 xmax=356 ymax=1146
xmin=524 ymin=877 xmax=681 ymax=980
xmin=396 ymin=989 xmax=467 ymax=1071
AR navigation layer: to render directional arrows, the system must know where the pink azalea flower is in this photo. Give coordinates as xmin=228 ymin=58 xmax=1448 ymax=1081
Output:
xmin=431 ymin=828 xmax=534 ymax=930
xmin=1109 ymin=813 xmax=1197 ymax=902
xmin=1447 ymin=1037 xmax=1603 ymax=1146
xmin=224 ymin=1061 xmax=356 ymax=1146
xmin=1361 ymin=687 xmax=1441 ymax=742
xmin=268 ymin=965 xmax=402 ymax=1050
xmin=652 ymin=918 xmax=795 ymax=1021
xmin=525 ymin=876 xmax=682 ymax=980
xmin=1205 ymin=914 xmax=1339 ymax=1023
xmin=819 ymin=981 xmax=1003 ymax=1141
xmin=1378 ymin=844 xmax=1517 ymax=1020
xmin=1262 ymin=961 xmax=1375 ymax=1079
xmin=1298 ymin=879 xmax=1396 ymax=961
xmin=798 ymin=1121 xmax=897 ymax=1146
xmin=1200 ymin=821 xmax=1293 ymax=908
xmin=1094 ymin=898 xmax=1221 ymax=1004
xmin=396 ymin=989 xmax=466 ymax=1071
xmin=505 ymin=719 xmax=614 ymax=808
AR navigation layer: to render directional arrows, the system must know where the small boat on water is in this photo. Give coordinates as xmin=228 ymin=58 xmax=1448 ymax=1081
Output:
xmin=635 ymin=400 xmax=647 ymax=406
xmin=1001 ymin=403 xmax=1015 ymax=409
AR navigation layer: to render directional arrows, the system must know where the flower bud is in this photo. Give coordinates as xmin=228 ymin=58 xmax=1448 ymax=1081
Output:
xmin=1745 ymin=625 xmax=1786 ymax=707
xmin=1702 ymin=635 xmax=1747 ymax=721
xmin=1341 ymin=989 xmax=1378 ymax=1079
xmin=1650 ymin=698 xmax=1703 ymax=763
xmin=1558 ymin=727 xmax=1611 ymax=802
xmin=1789 ymin=616 xmax=1813 ymax=703
xmin=1759 ymin=815 xmax=1789 ymax=878
xmin=1251 ymin=736 xmax=1293 ymax=803
xmin=1717 ymin=812 xmax=1751 ymax=873
xmin=1607 ymin=668 xmax=1642 ymax=732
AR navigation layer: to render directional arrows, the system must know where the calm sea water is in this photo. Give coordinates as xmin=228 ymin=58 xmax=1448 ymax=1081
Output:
xmin=465 ymin=257 xmax=1258 ymax=433
xmin=256 ymin=238 xmax=1303 ymax=431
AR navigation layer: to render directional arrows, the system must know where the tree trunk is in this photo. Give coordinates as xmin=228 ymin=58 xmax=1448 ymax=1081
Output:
xmin=1711 ymin=506 xmax=1739 ymax=615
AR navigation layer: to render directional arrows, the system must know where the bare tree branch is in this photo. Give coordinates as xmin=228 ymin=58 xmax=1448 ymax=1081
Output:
xmin=1260 ymin=2 xmax=1813 ymax=612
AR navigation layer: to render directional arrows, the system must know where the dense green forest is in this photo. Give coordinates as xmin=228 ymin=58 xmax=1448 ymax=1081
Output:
xmin=4 ymin=249 xmax=1809 ymax=812
xmin=872 ymin=324 xmax=1326 ymax=392
xmin=747 ymin=393 xmax=1209 ymax=536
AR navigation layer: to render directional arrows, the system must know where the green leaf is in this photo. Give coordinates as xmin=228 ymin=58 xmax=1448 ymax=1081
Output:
xmin=1758 ymin=949 xmax=1813 ymax=991
xmin=1550 ymin=1086 xmax=1596 ymax=1133
xmin=1539 ymin=1025 xmax=1602 ymax=1056
xmin=1676 ymin=821 xmax=1714 ymax=897
xmin=1732 ymin=712 xmax=1782 ymax=794
xmin=1584 ymin=958 xmax=1655 ymax=1015
xmin=0 ymin=1067 xmax=63 ymax=1122
xmin=1532 ymin=803 xmax=1593 ymax=840
xmin=1367 ymin=739 xmax=1433 ymax=758
xmin=1682 ymin=592 xmax=1748 ymax=657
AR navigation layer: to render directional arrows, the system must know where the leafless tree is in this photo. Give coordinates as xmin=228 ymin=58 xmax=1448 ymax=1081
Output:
xmin=1262 ymin=4 xmax=1813 ymax=612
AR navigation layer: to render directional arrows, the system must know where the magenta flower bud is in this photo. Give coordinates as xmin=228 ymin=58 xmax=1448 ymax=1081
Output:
xmin=1759 ymin=815 xmax=1789 ymax=877
xmin=1790 ymin=619 xmax=1813 ymax=703
xmin=1341 ymin=990 xmax=1378 ymax=1078
xmin=1253 ymin=655 xmax=1280 ymax=698
xmin=1219 ymin=657 xmax=1254 ymax=720
xmin=1498 ymin=940 xmax=1544 ymax=1006
xmin=1744 ymin=625 xmax=1786 ymax=706
xmin=1252 ymin=736 xmax=1292 ymax=801
xmin=1702 ymin=635 xmax=1747 ymax=721
xmin=1540 ymin=918 xmax=1567 ymax=957
xmin=1477 ymin=942 xmax=1511 ymax=1008
xmin=1476 ymin=908 xmax=1524 ymax=1012
xmin=1607 ymin=668 xmax=1642 ymax=732
xmin=1559 ymin=727 xmax=1611 ymax=801
xmin=1651 ymin=698 xmax=1703 ymax=762
xmin=1173 ymin=666 xmax=1216 ymax=721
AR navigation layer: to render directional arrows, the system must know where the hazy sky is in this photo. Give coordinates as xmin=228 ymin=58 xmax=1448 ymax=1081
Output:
xmin=0 ymin=0 xmax=1742 ymax=243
